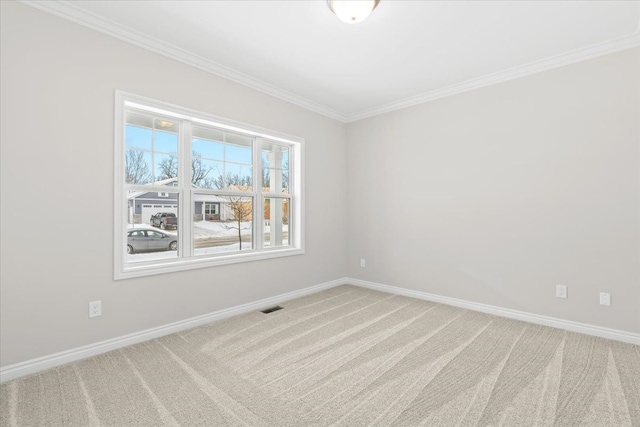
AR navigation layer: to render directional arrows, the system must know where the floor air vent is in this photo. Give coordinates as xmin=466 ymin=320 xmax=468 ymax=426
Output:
xmin=261 ymin=305 xmax=283 ymax=314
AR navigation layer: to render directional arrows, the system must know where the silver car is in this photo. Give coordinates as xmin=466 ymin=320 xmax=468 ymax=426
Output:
xmin=127 ymin=229 xmax=177 ymax=254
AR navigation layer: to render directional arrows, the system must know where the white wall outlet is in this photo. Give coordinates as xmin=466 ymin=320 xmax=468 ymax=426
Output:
xmin=599 ymin=292 xmax=611 ymax=306
xmin=556 ymin=284 xmax=567 ymax=299
xmin=89 ymin=300 xmax=102 ymax=318
xmin=360 ymin=258 xmax=366 ymax=268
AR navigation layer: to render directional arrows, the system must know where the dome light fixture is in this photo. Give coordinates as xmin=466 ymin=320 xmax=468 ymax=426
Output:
xmin=327 ymin=0 xmax=380 ymax=24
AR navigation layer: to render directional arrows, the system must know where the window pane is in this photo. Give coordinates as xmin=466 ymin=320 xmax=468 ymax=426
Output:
xmin=125 ymin=125 xmax=152 ymax=151
xmin=263 ymin=197 xmax=290 ymax=248
xmin=126 ymin=192 xmax=179 ymax=263
xmin=225 ymin=163 xmax=253 ymax=191
xmin=262 ymin=142 xmax=289 ymax=170
xmin=193 ymin=195 xmax=253 ymax=255
xmin=262 ymin=168 xmax=289 ymax=193
xmin=154 ymin=154 xmax=178 ymax=182
xmin=194 ymin=159 xmax=224 ymax=189
xmin=154 ymin=118 xmax=178 ymax=133
xmin=125 ymin=112 xmax=182 ymax=185
xmin=192 ymin=128 xmax=253 ymax=189
xmin=193 ymin=138 xmax=224 ymax=161
xmin=226 ymin=144 xmax=252 ymax=164
xmin=155 ymin=130 xmax=178 ymax=154
xmin=192 ymin=127 xmax=224 ymax=144
xmin=225 ymin=132 xmax=252 ymax=148
xmin=125 ymin=149 xmax=152 ymax=184
xmin=126 ymin=112 xmax=153 ymax=128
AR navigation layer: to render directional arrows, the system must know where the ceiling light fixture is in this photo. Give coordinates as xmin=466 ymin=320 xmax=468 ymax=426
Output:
xmin=328 ymin=0 xmax=379 ymax=24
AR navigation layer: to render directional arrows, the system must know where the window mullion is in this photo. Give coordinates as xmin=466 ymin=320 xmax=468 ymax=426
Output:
xmin=254 ymin=138 xmax=263 ymax=250
xmin=290 ymin=144 xmax=295 ymax=247
xmin=181 ymin=121 xmax=193 ymax=258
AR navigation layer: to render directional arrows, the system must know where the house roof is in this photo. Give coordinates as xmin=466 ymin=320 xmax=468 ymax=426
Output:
xmin=127 ymin=177 xmax=184 ymax=200
xmin=128 ymin=180 xmax=288 ymax=200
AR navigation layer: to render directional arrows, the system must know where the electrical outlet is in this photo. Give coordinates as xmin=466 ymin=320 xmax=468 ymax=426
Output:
xmin=89 ymin=300 xmax=102 ymax=318
xmin=360 ymin=258 xmax=366 ymax=268
xmin=599 ymin=292 xmax=611 ymax=306
xmin=556 ymin=285 xmax=567 ymax=299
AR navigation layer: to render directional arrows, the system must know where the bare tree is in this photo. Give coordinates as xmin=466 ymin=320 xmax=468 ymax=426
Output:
xmin=282 ymin=160 xmax=289 ymax=190
xmin=207 ymin=174 xmax=223 ymax=191
xmin=125 ymin=150 xmax=150 ymax=184
xmin=156 ymin=151 xmax=212 ymax=186
xmin=224 ymin=197 xmax=252 ymax=250
xmin=210 ymin=172 xmax=252 ymax=190
xmin=213 ymin=172 xmax=253 ymax=249
xmin=262 ymin=157 xmax=270 ymax=189
xmin=157 ymin=156 xmax=178 ymax=180
xmin=192 ymin=152 xmax=211 ymax=187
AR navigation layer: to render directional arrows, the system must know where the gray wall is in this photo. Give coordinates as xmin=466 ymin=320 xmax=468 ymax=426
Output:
xmin=0 ymin=2 xmax=348 ymax=366
xmin=347 ymin=47 xmax=640 ymax=334
xmin=1 ymin=1 xmax=638 ymax=368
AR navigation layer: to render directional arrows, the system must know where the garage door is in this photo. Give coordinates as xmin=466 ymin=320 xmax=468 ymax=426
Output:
xmin=141 ymin=204 xmax=178 ymax=224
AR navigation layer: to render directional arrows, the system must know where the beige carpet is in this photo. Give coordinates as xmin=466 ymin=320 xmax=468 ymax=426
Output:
xmin=1 ymin=285 xmax=639 ymax=426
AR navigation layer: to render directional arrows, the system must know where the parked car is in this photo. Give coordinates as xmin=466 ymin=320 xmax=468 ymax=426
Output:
xmin=150 ymin=212 xmax=177 ymax=230
xmin=127 ymin=229 xmax=177 ymax=254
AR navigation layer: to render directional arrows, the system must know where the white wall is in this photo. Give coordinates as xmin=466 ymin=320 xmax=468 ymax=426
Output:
xmin=0 ymin=2 xmax=348 ymax=366
xmin=347 ymin=47 xmax=640 ymax=334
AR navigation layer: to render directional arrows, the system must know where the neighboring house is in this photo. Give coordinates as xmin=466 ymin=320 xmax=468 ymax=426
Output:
xmin=127 ymin=179 xmax=289 ymax=225
xmin=127 ymin=177 xmax=233 ymax=223
xmin=227 ymin=184 xmax=289 ymax=223
xmin=194 ymin=194 xmax=227 ymax=221
xmin=127 ymin=178 xmax=179 ymax=224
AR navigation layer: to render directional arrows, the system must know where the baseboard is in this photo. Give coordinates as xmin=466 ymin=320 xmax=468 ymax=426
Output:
xmin=4 ymin=276 xmax=636 ymax=383
xmin=0 ymin=277 xmax=348 ymax=383
xmin=347 ymin=278 xmax=640 ymax=345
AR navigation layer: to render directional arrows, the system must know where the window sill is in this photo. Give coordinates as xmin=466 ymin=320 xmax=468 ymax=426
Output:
xmin=115 ymin=247 xmax=305 ymax=280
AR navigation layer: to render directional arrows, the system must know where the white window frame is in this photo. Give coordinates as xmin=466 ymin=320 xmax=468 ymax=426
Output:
xmin=114 ymin=91 xmax=305 ymax=280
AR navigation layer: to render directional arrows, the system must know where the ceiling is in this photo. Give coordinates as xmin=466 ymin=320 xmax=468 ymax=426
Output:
xmin=26 ymin=1 xmax=640 ymax=122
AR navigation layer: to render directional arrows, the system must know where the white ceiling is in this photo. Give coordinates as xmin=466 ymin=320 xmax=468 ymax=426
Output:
xmin=27 ymin=1 xmax=640 ymax=121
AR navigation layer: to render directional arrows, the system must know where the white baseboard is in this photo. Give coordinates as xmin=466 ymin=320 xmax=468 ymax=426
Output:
xmin=347 ymin=278 xmax=640 ymax=345
xmin=0 ymin=278 xmax=348 ymax=383
xmin=3 ymin=276 xmax=636 ymax=383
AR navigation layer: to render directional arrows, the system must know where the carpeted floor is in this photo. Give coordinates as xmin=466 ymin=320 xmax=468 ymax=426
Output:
xmin=1 ymin=285 xmax=639 ymax=426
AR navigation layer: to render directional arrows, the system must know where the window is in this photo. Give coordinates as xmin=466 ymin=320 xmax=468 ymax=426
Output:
xmin=204 ymin=203 xmax=219 ymax=216
xmin=115 ymin=91 xmax=304 ymax=279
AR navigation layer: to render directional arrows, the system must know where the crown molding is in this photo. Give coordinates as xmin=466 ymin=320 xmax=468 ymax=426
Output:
xmin=19 ymin=0 xmax=349 ymax=123
xmin=19 ymin=0 xmax=640 ymax=124
xmin=345 ymin=30 xmax=640 ymax=122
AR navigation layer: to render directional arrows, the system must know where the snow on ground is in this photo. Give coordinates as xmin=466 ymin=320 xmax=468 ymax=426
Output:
xmin=192 ymin=219 xmax=288 ymax=237
xmin=194 ymin=242 xmax=249 ymax=256
xmin=193 ymin=220 xmax=253 ymax=238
